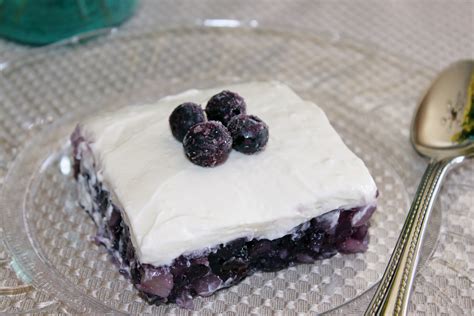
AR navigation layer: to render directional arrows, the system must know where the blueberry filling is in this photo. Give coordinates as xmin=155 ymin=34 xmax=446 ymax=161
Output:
xmin=72 ymin=127 xmax=376 ymax=309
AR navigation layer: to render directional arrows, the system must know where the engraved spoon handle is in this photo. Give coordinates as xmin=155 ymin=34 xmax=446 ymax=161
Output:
xmin=365 ymin=156 xmax=462 ymax=316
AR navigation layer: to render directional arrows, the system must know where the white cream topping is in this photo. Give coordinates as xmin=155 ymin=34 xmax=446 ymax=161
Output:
xmin=82 ymin=82 xmax=377 ymax=266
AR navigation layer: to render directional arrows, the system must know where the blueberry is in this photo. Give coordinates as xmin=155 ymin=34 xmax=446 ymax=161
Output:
xmin=183 ymin=121 xmax=232 ymax=167
xmin=191 ymin=274 xmax=223 ymax=297
xmin=335 ymin=211 xmax=355 ymax=242
xmin=186 ymin=264 xmax=210 ymax=281
xmin=205 ymin=90 xmax=246 ymax=126
xmin=307 ymin=230 xmax=326 ymax=253
xmin=208 ymin=238 xmax=249 ymax=281
xmin=221 ymin=259 xmax=248 ymax=282
xmin=136 ymin=265 xmax=174 ymax=298
xmin=227 ymin=114 xmax=269 ymax=154
xmin=169 ymin=102 xmax=206 ymax=142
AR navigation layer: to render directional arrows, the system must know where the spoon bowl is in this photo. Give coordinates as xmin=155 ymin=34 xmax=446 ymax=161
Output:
xmin=412 ymin=60 xmax=474 ymax=158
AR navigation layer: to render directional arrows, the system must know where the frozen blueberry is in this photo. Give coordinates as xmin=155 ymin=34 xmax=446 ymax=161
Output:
xmin=169 ymin=102 xmax=206 ymax=142
xmin=205 ymin=90 xmax=246 ymax=126
xmin=227 ymin=114 xmax=269 ymax=154
xmin=183 ymin=121 xmax=232 ymax=167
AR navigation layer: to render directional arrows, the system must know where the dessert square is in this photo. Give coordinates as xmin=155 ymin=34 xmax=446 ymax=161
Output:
xmin=72 ymin=82 xmax=378 ymax=307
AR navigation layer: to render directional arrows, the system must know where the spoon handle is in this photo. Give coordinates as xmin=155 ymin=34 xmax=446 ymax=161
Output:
xmin=365 ymin=157 xmax=457 ymax=316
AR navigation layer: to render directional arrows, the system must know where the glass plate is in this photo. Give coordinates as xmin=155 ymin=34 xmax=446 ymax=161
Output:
xmin=0 ymin=26 xmax=436 ymax=314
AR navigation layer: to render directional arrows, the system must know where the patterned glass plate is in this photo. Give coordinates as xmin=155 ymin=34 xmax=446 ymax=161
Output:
xmin=0 ymin=26 xmax=437 ymax=314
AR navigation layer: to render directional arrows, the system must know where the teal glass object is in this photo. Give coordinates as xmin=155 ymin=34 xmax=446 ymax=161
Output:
xmin=0 ymin=0 xmax=137 ymax=45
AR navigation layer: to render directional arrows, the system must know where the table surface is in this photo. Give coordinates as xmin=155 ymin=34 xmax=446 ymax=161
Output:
xmin=0 ymin=1 xmax=472 ymax=315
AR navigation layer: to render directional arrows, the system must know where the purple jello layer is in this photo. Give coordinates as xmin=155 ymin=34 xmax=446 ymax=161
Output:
xmin=71 ymin=127 xmax=377 ymax=308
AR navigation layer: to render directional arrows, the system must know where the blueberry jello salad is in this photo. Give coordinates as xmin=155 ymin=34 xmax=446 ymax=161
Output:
xmin=71 ymin=82 xmax=378 ymax=308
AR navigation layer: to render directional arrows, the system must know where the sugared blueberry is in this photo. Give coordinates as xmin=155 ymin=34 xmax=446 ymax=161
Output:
xmin=205 ymin=90 xmax=246 ymax=126
xmin=183 ymin=121 xmax=232 ymax=167
xmin=169 ymin=102 xmax=206 ymax=142
xmin=227 ymin=114 xmax=269 ymax=154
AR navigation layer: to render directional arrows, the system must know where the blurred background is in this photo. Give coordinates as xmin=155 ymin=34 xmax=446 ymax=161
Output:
xmin=0 ymin=0 xmax=137 ymax=45
xmin=0 ymin=0 xmax=471 ymax=69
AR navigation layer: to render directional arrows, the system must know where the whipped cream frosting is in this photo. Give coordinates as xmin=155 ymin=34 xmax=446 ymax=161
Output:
xmin=82 ymin=82 xmax=378 ymax=266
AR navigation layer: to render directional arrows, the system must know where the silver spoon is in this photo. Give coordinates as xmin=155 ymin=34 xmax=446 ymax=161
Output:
xmin=365 ymin=60 xmax=474 ymax=316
